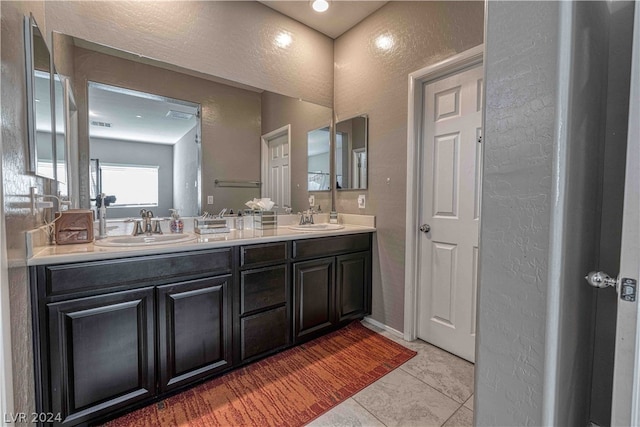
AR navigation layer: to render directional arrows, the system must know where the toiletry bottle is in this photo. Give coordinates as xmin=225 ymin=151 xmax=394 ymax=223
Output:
xmin=169 ymin=209 xmax=184 ymax=233
xmin=236 ymin=212 xmax=244 ymax=230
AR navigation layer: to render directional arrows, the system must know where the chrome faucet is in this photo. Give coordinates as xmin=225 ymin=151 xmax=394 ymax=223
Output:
xmin=217 ymin=208 xmax=227 ymax=219
xmin=298 ymin=208 xmax=316 ymax=225
xmin=132 ymin=209 xmax=163 ymax=236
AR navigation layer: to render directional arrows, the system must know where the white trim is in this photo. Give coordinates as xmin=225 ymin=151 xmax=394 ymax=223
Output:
xmin=403 ymin=45 xmax=484 ymax=342
xmin=542 ymin=1 xmax=573 ymax=423
xmin=260 ymin=124 xmax=291 ymax=200
xmin=362 ymin=316 xmax=404 ymax=339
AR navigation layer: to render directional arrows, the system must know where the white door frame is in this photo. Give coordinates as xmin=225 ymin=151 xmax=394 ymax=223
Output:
xmin=613 ymin=3 xmax=640 ymax=424
xmin=403 ymin=45 xmax=484 ymax=341
xmin=260 ymin=124 xmax=291 ymax=200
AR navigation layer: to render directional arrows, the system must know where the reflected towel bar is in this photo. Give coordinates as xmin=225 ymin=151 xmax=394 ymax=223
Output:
xmin=214 ymin=179 xmax=262 ymax=187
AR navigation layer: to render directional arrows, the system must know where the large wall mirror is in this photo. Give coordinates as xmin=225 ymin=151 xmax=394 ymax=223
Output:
xmin=51 ymin=33 xmax=332 ymax=218
xmin=24 ymin=15 xmax=55 ymax=179
xmin=307 ymin=126 xmax=331 ymax=192
xmin=335 ymin=115 xmax=368 ymax=190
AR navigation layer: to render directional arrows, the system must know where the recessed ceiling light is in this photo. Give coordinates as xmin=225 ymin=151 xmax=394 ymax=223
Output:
xmin=311 ymin=0 xmax=329 ymax=13
xmin=136 ymin=115 xmax=142 ymax=118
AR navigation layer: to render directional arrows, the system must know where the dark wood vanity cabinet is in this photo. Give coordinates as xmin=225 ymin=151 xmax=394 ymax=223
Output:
xmin=157 ymin=275 xmax=233 ymax=392
xmin=292 ymin=234 xmax=372 ymax=343
xmin=236 ymin=242 xmax=291 ymax=363
xmin=46 ymin=287 xmax=155 ymax=425
xmin=30 ymin=233 xmax=372 ymax=426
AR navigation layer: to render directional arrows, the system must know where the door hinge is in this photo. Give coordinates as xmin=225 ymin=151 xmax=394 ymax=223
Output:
xmin=477 ymin=136 xmax=482 ymax=144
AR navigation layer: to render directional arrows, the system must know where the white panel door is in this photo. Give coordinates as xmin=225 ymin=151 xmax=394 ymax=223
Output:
xmin=418 ymin=64 xmax=483 ymax=362
xmin=265 ymin=132 xmax=290 ymax=211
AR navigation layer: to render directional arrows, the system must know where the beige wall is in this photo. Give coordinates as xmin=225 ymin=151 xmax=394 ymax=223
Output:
xmin=44 ymin=1 xmax=334 ymax=107
xmin=334 ymin=1 xmax=485 ymax=331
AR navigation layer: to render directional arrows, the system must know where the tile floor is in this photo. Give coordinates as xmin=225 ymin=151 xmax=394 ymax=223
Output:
xmin=307 ymin=322 xmax=475 ymax=427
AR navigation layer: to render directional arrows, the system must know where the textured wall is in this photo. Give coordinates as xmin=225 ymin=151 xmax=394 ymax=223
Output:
xmin=261 ymin=91 xmax=333 ymax=212
xmin=476 ymin=2 xmax=558 ymax=425
xmin=333 ymin=1 xmax=484 ymax=331
xmin=71 ymin=47 xmax=262 ymax=215
xmin=43 ymin=1 xmax=333 ymax=107
xmin=477 ymin=1 xmax=613 ymax=424
xmin=1 ymin=1 xmax=49 ymax=420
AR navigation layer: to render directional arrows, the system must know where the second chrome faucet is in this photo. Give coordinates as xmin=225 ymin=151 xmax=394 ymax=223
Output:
xmin=132 ymin=209 xmax=163 ymax=236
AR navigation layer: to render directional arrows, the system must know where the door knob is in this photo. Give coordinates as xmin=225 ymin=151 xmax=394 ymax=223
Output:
xmin=584 ymin=271 xmax=617 ymax=289
xmin=419 ymin=224 xmax=431 ymax=233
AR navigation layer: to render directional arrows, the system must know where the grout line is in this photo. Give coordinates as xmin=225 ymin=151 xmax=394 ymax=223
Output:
xmin=439 ymin=403 xmax=465 ymax=427
xmin=350 ymin=396 xmax=389 ymax=427
xmin=397 ymin=362 xmax=471 ymax=405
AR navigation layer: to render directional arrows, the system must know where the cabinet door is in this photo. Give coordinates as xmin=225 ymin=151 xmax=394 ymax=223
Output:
xmin=157 ymin=276 xmax=232 ymax=392
xmin=293 ymin=258 xmax=335 ymax=341
xmin=336 ymin=251 xmax=371 ymax=323
xmin=47 ymin=287 xmax=155 ymax=426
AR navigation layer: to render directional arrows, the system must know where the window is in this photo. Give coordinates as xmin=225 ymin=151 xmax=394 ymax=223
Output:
xmin=100 ymin=164 xmax=159 ymax=207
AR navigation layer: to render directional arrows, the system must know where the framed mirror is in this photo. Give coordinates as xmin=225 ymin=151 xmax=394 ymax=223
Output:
xmin=24 ymin=15 xmax=55 ymax=179
xmin=307 ymin=126 xmax=331 ymax=191
xmin=335 ymin=115 xmax=368 ymax=190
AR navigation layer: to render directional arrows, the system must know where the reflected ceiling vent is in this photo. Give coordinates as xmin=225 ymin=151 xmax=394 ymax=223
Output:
xmin=91 ymin=121 xmax=112 ymax=128
xmin=166 ymin=110 xmax=194 ymax=120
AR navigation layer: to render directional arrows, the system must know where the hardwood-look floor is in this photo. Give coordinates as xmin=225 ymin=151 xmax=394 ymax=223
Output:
xmin=307 ymin=322 xmax=475 ymax=427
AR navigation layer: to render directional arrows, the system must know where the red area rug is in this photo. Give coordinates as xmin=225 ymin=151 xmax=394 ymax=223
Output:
xmin=106 ymin=322 xmax=416 ymax=426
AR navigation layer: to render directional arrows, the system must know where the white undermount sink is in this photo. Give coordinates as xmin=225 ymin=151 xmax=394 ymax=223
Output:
xmin=94 ymin=233 xmax=197 ymax=247
xmin=287 ymin=223 xmax=344 ymax=232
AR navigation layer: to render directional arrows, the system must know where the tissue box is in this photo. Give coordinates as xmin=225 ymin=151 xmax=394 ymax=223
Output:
xmin=55 ymin=210 xmax=95 ymax=244
xmin=253 ymin=210 xmax=276 ymax=230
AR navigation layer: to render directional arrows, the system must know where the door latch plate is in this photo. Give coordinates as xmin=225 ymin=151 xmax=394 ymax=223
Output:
xmin=621 ymin=278 xmax=637 ymax=302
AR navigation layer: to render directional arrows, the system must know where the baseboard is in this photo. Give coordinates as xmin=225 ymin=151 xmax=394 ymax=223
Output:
xmin=362 ymin=316 xmax=404 ymax=339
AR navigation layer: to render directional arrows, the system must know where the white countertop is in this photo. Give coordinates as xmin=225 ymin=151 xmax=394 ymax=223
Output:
xmin=27 ymin=224 xmax=376 ymax=266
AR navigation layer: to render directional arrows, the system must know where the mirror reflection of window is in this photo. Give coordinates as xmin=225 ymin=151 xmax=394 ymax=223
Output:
xmin=307 ymin=126 xmax=331 ymax=191
xmin=100 ymin=164 xmax=159 ymax=207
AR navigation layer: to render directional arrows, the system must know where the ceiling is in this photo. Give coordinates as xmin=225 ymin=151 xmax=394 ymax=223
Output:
xmin=259 ymin=1 xmax=388 ymax=39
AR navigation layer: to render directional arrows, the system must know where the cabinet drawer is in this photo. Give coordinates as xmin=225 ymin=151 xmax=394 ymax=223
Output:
xmin=43 ymin=248 xmax=232 ymax=297
xmin=240 ymin=306 xmax=288 ymax=361
xmin=240 ymin=265 xmax=287 ymax=315
xmin=292 ymin=234 xmax=370 ymax=260
xmin=240 ymin=242 xmax=288 ymax=268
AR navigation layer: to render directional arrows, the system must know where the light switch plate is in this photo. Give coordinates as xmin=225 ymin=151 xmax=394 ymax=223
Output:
xmin=207 ymin=195 xmax=214 ymax=205
xmin=358 ymin=194 xmax=366 ymax=209
xmin=309 ymin=195 xmax=315 ymax=207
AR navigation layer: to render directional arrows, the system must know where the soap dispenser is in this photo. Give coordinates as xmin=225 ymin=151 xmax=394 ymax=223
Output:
xmin=169 ymin=209 xmax=184 ymax=233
